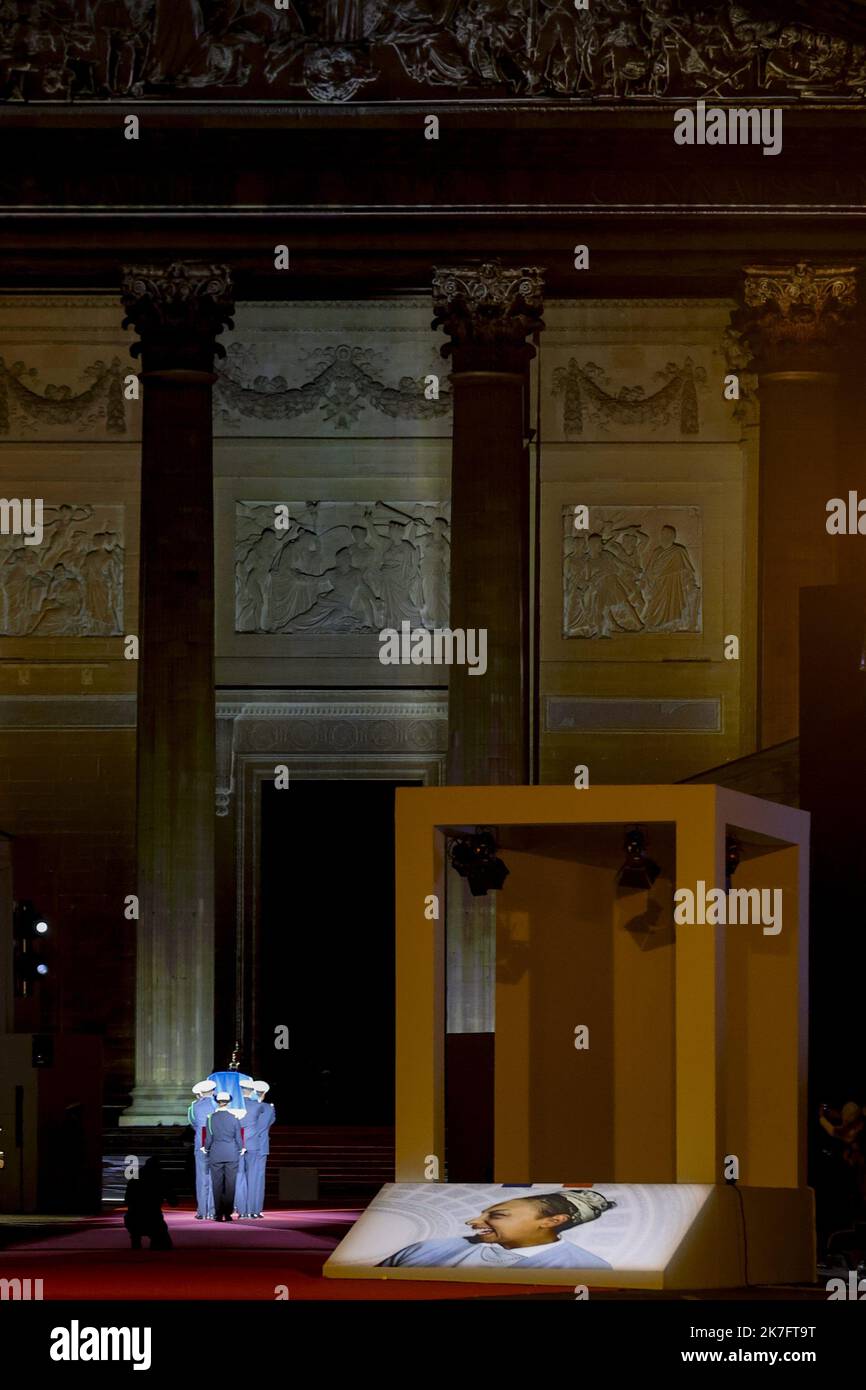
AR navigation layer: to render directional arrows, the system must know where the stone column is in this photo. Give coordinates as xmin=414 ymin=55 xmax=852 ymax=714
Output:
xmin=433 ymin=263 xmax=544 ymax=785
xmin=731 ymin=263 xmax=856 ymax=747
xmin=119 ymin=263 xmax=234 ymax=1125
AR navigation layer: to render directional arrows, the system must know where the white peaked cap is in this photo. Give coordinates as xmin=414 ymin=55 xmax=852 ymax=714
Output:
xmin=253 ymin=1080 xmax=270 ymax=1094
xmin=216 ymin=1091 xmax=231 ymax=1102
xmin=240 ymin=1079 xmax=256 ymax=1089
xmin=192 ymin=1080 xmax=216 ymax=1095
xmin=228 ymin=1107 xmax=246 ymax=1119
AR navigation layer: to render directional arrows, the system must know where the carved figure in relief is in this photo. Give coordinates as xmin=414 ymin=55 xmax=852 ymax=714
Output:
xmin=347 ymin=514 xmax=383 ymax=596
xmin=87 ymin=0 xmax=152 ymax=96
xmin=375 ymin=517 xmax=425 ymax=628
xmin=235 ymin=525 xmax=285 ymax=632
xmin=582 ymin=532 xmax=643 ymax=638
xmin=418 ymin=515 xmax=450 ymax=629
xmin=10 ymin=1 xmax=866 ymax=103
xmin=40 ymin=504 xmax=94 ymax=569
xmin=563 ymin=537 xmax=590 ymax=635
xmin=80 ymin=530 xmax=124 ymax=631
xmin=31 ymin=563 xmax=86 ymax=635
xmin=527 ymin=0 xmax=594 ymax=94
xmin=268 ymin=523 xmax=331 ymax=631
xmin=148 ymin=0 xmax=205 ymax=84
xmin=563 ymin=511 xmax=701 ymax=640
xmin=286 ymin=547 xmax=380 ymax=632
xmin=604 ymin=524 xmax=648 ymax=610
xmin=234 ymin=500 xmax=450 ymax=634
xmin=0 ymin=505 xmax=123 ymax=637
xmin=640 ymin=524 xmax=700 ymax=631
xmin=1 ymin=547 xmax=46 ymax=633
xmin=331 ymin=545 xmax=380 ymax=628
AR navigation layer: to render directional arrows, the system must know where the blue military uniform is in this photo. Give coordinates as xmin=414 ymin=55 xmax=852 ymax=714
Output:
xmin=205 ymin=1102 xmax=243 ymax=1221
xmin=188 ymin=1090 xmax=217 ymax=1219
xmin=235 ymin=1091 xmax=264 ymax=1218
xmin=250 ymin=1085 xmax=276 ymax=1217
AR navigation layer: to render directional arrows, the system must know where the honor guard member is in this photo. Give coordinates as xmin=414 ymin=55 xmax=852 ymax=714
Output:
xmin=205 ymin=1091 xmax=245 ymax=1222
xmin=226 ymin=1105 xmax=247 ymax=1217
xmin=189 ymin=1080 xmax=217 ymax=1220
xmin=235 ymin=1078 xmax=262 ymax=1219
xmin=250 ymin=1081 xmax=276 ymax=1218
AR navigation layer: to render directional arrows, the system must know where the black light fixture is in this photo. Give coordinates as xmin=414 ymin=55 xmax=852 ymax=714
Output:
xmin=449 ymin=829 xmax=509 ymax=897
xmin=617 ymin=826 xmax=660 ymax=890
xmin=12 ymin=899 xmax=50 ymax=997
xmin=725 ymin=834 xmax=741 ymax=890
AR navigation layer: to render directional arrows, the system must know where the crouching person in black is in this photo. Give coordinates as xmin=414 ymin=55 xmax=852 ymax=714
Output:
xmin=123 ymin=1155 xmax=175 ymax=1250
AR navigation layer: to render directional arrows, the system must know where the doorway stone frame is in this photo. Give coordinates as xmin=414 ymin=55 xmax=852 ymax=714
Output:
xmin=225 ymin=690 xmax=447 ymax=1068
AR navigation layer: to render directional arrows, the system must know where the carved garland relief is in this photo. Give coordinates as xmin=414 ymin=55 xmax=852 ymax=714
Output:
xmin=552 ymin=358 xmax=707 ymax=437
xmin=0 ymin=357 xmax=127 ymax=437
xmin=215 ymin=342 xmax=451 ymax=432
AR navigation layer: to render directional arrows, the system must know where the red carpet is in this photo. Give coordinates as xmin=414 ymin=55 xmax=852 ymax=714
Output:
xmin=0 ymin=1206 xmax=555 ymax=1300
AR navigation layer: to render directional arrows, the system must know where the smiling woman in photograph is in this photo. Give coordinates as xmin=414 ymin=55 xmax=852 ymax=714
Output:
xmin=377 ymin=1190 xmax=617 ymax=1270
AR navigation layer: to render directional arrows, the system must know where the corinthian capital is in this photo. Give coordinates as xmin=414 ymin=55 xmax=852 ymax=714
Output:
xmin=732 ymin=262 xmax=857 ymax=372
xmin=432 ymin=263 xmax=545 ymax=368
xmin=121 ymin=262 xmax=235 ymax=373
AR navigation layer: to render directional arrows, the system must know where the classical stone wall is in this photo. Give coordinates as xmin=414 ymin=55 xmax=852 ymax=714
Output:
xmin=214 ymin=298 xmax=452 ymax=686
xmin=0 ymin=292 xmax=755 ymax=1100
xmin=539 ymin=298 xmax=755 ymax=784
xmin=0 ymin=294 xmax=451 ymax=1101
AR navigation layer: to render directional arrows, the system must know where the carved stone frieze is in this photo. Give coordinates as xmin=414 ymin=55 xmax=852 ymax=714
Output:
xmin=732 ymin=262 xmax=858 ymax=370
xmin=562 ymin=505 xmax=702 ymax=639
xmin=121 ymin=262 xmax=235 ymax=372
xmin=552 ymin=357 xmax=706 ymax=437
xmin=0 ymin=504 xmax=125 ymax=637
xmin=8 ymin=3 xmax=866 ymax=104
xmin=215 ymin=695 xmax=448 ymax=815
xmin=235 ymin=500 xmax=450 ymax=634
xmin=0 ymin=356 xmax=126 ymax=436
xmin=215 ymin=342 xmax=451 ymax=431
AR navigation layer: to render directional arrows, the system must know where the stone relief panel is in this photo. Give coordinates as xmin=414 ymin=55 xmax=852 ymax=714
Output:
xmin=562 ymin=506 xmax=702 ymax=638
xmin=552 ymin=358 xmax=706 ymax=438
xmin=235 ymin=501 xmax=450 ymax=635
xmin=215 ymin=310 xmax=452 ymax=437
xmin=0 ymin=504 xmax=125 ymax=636
xmin=542 ymin=301 xmax=740 ymax=446
xmin=216 ymin=342 xmax=451 ymax=435
xmin=0 ymin=355 xmax=128 ymax=440
xmin=7 ymin=3 xmax=866 ymax=103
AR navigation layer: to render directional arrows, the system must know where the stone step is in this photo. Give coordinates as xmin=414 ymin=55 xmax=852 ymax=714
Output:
xmin=102 ymin=1125 xmax=395 ymax=1201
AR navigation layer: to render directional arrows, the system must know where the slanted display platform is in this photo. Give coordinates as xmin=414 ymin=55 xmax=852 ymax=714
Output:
xmin=324 ymin=1182 xmax=815 ymax=1289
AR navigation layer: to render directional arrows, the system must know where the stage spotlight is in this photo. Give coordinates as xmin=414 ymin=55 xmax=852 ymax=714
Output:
xmin=617 ymin=826 xmax=660 ymax=890
xmin=36 ymin=962 xmax=48 ymax=976
xmin=449 ymin=829 xmax=509 ymax=897
xmin=35 ymin=920 xmax=48 ymax=934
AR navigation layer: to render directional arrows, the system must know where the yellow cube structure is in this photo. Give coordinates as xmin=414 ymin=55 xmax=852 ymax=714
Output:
xmin=396 ymin=784 xmax=809 ymax=1194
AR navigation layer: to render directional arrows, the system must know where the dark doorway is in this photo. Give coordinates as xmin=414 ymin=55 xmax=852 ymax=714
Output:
xmin=259 ymin=779 xmax=417 ymax=1125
